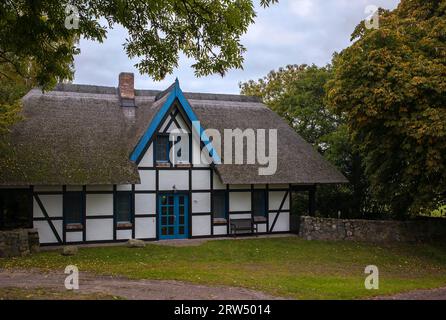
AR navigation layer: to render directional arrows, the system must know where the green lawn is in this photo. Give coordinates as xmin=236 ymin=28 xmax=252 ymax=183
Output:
xmin=1 ymin=237 xmax=446 ymax=299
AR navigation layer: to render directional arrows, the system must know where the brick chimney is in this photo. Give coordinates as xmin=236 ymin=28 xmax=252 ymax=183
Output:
xmin=118 ymin=72 xmax=136 ymax=118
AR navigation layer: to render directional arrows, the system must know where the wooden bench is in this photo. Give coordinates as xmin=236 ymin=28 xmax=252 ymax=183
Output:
xmin=229 ymin=218 xmax=257 ymax=236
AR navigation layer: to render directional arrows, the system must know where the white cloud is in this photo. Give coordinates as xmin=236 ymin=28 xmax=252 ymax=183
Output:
xmin=74 ymin=0 xmax=400 ymax=94
xmin=289 ymin=0 xmax=314 ymax=17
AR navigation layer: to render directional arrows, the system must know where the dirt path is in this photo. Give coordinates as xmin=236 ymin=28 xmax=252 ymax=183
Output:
xmin=0 ymin=269 xmax=282 ymax=300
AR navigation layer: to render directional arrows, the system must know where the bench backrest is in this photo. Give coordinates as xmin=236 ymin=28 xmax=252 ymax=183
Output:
xmin=230 ymin=218 xmax=252 ymax=228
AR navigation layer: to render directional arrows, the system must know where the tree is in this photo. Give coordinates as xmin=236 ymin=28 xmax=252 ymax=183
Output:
xmin=0 ymin=0 xmax=276 ymax=140
xmin=327 ymin=0 xmax=446 ymax=217
xmin=241 ymin=64 xmax=380 ymax=218
xmin=240 ymin=64 xmax=338 ymax=147
xmin=1 ymin=0 xmax=277 ymax=89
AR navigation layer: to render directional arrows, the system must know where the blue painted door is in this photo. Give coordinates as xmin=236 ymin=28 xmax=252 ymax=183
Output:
xmin=158 ymin=194 xmax=189 ymax=239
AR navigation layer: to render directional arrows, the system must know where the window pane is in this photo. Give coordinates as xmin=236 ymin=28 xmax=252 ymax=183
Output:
xmin=116 ymin=193 xmax=131 ymax=222
xmin=252 ymin=190 xmax=266 ymax=217
xmin=156 ymin=135 xmax=169 ymax=162
xmin=65 ymin=192 xmax=83 ymax=224
xmin=212 ymin=191 xmax=226 ymax=219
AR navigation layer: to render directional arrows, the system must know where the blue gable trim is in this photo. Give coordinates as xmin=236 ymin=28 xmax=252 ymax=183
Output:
xmin=130 ymin=79 xmax=221 ymax=164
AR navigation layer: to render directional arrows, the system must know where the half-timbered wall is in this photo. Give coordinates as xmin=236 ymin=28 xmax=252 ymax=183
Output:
xmin=4 ymin=102 xmax=292 ymax=245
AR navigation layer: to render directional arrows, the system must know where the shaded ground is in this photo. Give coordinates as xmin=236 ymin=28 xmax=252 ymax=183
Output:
xmin=0 ymin=269 xmax=281 ymax=300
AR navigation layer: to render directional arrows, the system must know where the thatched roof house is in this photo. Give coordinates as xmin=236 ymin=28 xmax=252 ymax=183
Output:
xmin=0 ymin=73 xmax=347 ymax=245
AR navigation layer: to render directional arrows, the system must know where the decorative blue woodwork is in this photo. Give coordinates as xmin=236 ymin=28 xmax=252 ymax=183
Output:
xmin=158 ymin=193 xmax=189 ymax=239
xmin=130 ymin=79 xmax=221 ymax=164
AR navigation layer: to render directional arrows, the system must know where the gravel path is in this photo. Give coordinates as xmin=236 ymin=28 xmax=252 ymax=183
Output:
xmin=0 ymin=269 xmax=282 ymax=300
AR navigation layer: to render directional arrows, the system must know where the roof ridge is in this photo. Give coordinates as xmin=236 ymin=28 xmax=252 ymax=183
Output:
xmin=50 ymin=82 xmax=262 ymax=103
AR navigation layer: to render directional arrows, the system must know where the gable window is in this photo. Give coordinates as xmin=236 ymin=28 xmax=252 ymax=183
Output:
xmin=212 ymin=191 xmax=227 ymax=223
xmin=64 ymin=192 xmax=84 ymax=229
xmin=116 ymin=192 xmax=133 ymax=227
xmin=252 ymin=190 xmax=267 ymax=222
xmin=155 ymin=134 xmax=170 ymax=163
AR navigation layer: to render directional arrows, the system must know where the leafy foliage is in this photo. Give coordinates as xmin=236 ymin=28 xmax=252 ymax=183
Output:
xmin=1 ymin=0 xmax=277 ymax=88
xmin=327 ymin=0 xmax=446 ymax=216
xmin=0 ymin=63 xmax=32 ymax=141
xmin=241 ymin=64 xmax=383 ymax=218
xmin=0 ymin=0 xmax=276 ymax=146
xmin=241 ymin=64 xmax=338 ymax=146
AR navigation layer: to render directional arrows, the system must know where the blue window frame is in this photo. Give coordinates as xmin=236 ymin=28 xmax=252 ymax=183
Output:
xmin=252 ymin=190 xmax=267 ymax=217
xmin=116 ymin=192 xmax=132 ymax=223
xmin=155 ymin=134 xmax=170 ymax=163
xmin=64 ymin=192 xmax=83 ymax=225
xmin=212 ymin=191 xmax=227 ymax=220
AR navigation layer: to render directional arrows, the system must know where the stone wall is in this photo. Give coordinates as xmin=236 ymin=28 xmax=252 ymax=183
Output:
xmin=299 ymin=216 xmax=446 ymax=242
xmin=0 ymin=229 xmax=40 ymax=258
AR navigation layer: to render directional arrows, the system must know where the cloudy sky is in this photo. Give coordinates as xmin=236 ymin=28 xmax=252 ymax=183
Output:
xmin=74 ymin=0 xmax=400 ymax=94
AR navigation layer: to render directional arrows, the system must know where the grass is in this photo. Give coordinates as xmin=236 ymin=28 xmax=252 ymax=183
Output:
xmin=1 ymin=237 xmax=446 ymax=299
xmin=0 ymin=287 xmax=123 ymax=300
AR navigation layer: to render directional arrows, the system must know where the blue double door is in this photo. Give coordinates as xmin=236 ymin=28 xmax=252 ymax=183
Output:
xmin=158 ymin=194 xmax=189 ymax=239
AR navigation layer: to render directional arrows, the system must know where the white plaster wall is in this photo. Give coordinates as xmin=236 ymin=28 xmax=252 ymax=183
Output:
xmin=253 ymin=184 xmax=267 ymax=189
xmin=269 ymin=191 xmax=290 ymax=211
xmin=66 ymin=231 xmax=82 ymax=243
xmin=135 ymin=170 xmax=156 ymax=190
xmin=175 ymin=113 xmax=190 ymax=132
xmin=86 ymin=219 xmax=113 ymax=241
xmin=192 ymin=170 xmax=210 ymax=190
xmin=33 ymin=195 xmax=62 ymax=218
xmin=229 ymin=192 xmax=251 ymax=212
xmin=86 ymin=194 xmax=113 ymax=216
xmin=192 ymin=192 xmax=211 ymax=213
xmin=213 ymin=225 xmax=227 ymax=235
xmin=191 ymin=138 xmax=211 ymax=167
xmin=212 ymin=172 xmax=226 ymax=190
xmin=229 ymin=213 xmax=251 ymax=220
xmin=33 ymin=220 xmax=62 ymax=244
xmin=116 ymin=229 xmax=132 ymax=240
xmin=192 ymin=215 xmax=211 ymax=236
xmin=86 ymin=185 xmax=113 ymax=191
xmin=268 ymin=212 xmax=290 ymax=232
xmin=139 ymin=143 xmax=154 ymax=167
xmin=166 ymin=119 xmax=179 ymax=132
xmin=159 ymin=114 xmax=171 ymax=132
xmin=158 ymin=170 xmax=188 ymax=190
xmin=256 ymin=223 xmax=267 ymax=233
xmin=135 ymin=217 xmax=156 ymax=239
xmin=135 ymin=193 xmax=156 ymax=215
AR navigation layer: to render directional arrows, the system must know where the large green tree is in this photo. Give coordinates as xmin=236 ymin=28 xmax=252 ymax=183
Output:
xmin=327 ymin=0 xmax=446 ymax=216
xmin=0 ymin=0 xmax=276 ymax=138
xmin=1 ymin=0 xmax=277 ymax=88
xmin=241 ymin=64 xmax=382 ymax=217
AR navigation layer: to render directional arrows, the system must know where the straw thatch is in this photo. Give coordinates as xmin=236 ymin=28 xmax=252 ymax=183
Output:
xmin=0 ymin=83 xmax=347 ymax=185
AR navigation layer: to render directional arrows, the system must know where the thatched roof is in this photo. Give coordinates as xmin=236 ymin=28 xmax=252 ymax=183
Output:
xmin=0 ymin=83 xmax=347 ymax=185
